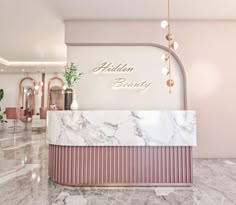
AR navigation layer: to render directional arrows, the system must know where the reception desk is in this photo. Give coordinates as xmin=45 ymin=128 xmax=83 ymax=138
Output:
xmin=47 ymin=110 xmax=196 ymax=186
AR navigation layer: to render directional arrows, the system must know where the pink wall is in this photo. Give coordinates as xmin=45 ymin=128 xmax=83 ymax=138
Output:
xmin=65 ymin=20 xmax=236 ymax=158
xmin=173 ymin=21 xmax=236 ymax=158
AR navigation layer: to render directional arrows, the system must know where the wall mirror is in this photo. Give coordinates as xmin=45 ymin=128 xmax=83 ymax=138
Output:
xmin=18 ymin=77 xmax=36 ymax=116
xmin=47 ymin=76 xmax=64 ymax=110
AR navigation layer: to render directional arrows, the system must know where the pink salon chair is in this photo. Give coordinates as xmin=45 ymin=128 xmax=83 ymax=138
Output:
xmin=5 ymin=107 xmax=24 ymax=132
xmin=40 ymin=107 xmax=47 ymax=120
xmin=39 ymin=107 xmax=48 ymax=130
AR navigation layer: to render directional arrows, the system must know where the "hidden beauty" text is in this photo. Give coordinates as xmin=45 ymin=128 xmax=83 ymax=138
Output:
xmin=92 ymin=62 xmax=152 ymax=91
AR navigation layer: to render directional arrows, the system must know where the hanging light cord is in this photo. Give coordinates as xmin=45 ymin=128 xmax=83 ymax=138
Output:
xmin=168 ymin=0 xmax=171 ymax=93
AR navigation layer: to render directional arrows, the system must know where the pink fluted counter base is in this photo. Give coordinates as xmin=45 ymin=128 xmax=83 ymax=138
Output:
xmin=48 ymin=145 xmax=192 ymax=186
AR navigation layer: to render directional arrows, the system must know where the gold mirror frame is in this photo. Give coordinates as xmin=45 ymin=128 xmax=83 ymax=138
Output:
xmin=47 ymin=77 xmax=65 ymax=110
xmin=18 ymin=77 xmax=36 ymax=115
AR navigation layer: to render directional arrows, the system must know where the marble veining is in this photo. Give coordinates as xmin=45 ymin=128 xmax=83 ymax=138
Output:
xmin=47 ymin=110 xmax=197 ymax=146
xmin=0 ymin=130 xmax=236 ymax=205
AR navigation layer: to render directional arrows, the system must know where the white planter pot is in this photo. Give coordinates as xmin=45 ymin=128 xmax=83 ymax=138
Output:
xmin=70 ymin=89 xmax=79 ymax=110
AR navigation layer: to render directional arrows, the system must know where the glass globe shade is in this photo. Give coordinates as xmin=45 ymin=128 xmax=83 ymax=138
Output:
xmin=173 ymin=42 xmax=179 ymax=50
xmin=34 ymin=84 xmax=39 ymax=90
xmin=162 ymin=67 xmax=169 ymax=76
xmin=161 ymin=53 xmax=169 ymax=62
xmin=161 ymin=20 xmax=168 ymax=29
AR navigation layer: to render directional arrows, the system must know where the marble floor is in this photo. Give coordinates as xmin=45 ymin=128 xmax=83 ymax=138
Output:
xmin=0 ymin=128 xmax=236 ymax=205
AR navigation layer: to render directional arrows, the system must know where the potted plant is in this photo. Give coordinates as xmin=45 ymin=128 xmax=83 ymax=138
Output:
xmin=0 ymin=89 xmax=7 ymax=130
xmin=63 ymin=63 xmax=83 ymax=110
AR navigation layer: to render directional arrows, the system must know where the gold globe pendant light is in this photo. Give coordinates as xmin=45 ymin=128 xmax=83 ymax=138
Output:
xmin=161 ymin=0 xmax=178 ymax=93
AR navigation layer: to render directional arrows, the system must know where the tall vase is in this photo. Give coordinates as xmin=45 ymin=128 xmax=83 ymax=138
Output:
xmin=70 ymin=89 xmax=79 ymax=110
xmin=64 ymin=88 xmax=73 ymax=110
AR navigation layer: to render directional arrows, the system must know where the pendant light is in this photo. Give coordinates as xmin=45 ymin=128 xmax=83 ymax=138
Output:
xmin=161 ymin=0 xmax=178 ymax=93
xmin=34 ymin=71 xmax=43 ymax=93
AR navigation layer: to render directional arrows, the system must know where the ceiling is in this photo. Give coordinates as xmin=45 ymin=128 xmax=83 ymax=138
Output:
xmin=51 ymin=0 xmax=236 ymax=20
xmin=1 ymin=0 xmax=236 ymax=73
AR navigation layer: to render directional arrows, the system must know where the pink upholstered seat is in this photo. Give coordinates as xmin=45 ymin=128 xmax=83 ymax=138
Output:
xmin=5 ymin=107 xmax=25 ymax=131
xmin=40 ymin=107 xmax=47 ymax=119
xmin=5 ymin=107 xmax=23 ymax=119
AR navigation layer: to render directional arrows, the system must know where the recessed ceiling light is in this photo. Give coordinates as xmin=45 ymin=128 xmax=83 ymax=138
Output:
xmin=21 ymin=69 xmax=25 ymax=72
xmin=0 ymin=57 xmax=66 ymax=66
xmin=0 ymin=58 xmax=8 ymax=66
xmin=9 ymin=61 xmax=66 ymax=66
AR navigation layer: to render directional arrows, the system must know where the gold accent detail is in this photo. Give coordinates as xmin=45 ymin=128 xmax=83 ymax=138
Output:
xmin=112 ymin=78 xmax=152 ymax=91
xmin=162 ymin=0 xmax=178 ymax=94
xmin=167 ymin=79 xmax=174 ymax=87
xmin=47 ymin=76 xmax=65 ymax=110
xmin=166 ymin=33 xmax=173 ymax=41
xmin=49 ymin=177 xmax=192 ymax=187
xmin=18 ymin=76 xmax=36 ymax=114
xmin=93 ymin=62 xmax=134 ymax=73
xmin=93 ymin=61 xmax=152 ymax=91
xmin=164 ymin=54 xmax=169 ymax=62
xmin=64 ymin=90 xmax=73 ymax=94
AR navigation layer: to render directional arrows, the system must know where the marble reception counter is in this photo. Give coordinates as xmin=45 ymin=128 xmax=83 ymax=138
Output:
xmin=47 ymin=111 xmax=196 ymax=146
xmin=47 ymin=110 xmax=197 ymax=186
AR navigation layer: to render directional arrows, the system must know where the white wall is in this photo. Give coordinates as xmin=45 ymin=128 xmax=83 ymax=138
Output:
xmin=67 ymin=46 xmax=184 ymax=110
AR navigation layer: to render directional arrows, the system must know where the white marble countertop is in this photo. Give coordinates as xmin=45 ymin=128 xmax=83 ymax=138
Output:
xmin=47 ymin=110 xmax=197 ymax=146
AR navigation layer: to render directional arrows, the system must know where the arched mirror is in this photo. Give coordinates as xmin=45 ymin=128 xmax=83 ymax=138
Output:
xmin=47 ymin=77 xmax=64 ymax=110
xmin=18 ymin=77 xmax=36 ymax=115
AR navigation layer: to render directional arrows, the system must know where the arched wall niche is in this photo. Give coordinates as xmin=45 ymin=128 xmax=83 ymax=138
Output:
xmin=67 ymin=44 xmax=187 ymax=110
xmin=18 ymin=77 xmax=36 ymax=115
xmin=47 ymin=76 xmax=65 ymax=110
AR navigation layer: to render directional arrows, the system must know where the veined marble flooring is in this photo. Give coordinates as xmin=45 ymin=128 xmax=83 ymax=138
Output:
xmin=0 ymin=129 xmax=236 ymax=205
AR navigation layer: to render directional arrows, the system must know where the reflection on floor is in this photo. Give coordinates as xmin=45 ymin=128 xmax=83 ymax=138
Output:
xmin=0 ymin=129 xmax=236 ymax=205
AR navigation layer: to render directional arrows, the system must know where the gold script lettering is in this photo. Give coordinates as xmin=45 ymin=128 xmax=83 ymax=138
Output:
xmin=112 ymin=78 xmax=152 ymax=90
xmin=93 ymin=62 xmax=134 ymax=73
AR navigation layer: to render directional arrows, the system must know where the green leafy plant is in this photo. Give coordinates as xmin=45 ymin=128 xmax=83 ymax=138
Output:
xmin=0 ymin=111 xmax=7 ymax=123
xmin=0 ymin=89 xmax=7 ymax=123
xmin=0 ymin=89 xmax=3 ymax=101
xmin=63 ymin=63 xmax=83 ymax=88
